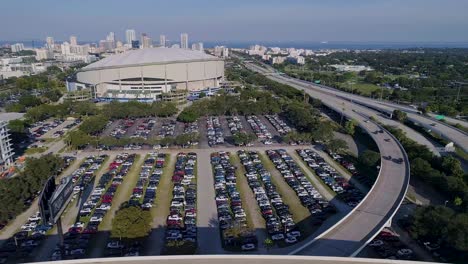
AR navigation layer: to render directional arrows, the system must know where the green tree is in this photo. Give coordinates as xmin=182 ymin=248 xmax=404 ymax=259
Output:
xmin=263 ymin=238 xmax=274 ymax=252
xmin=441 ymin=156 xmax=464 ymax=178
xmin=111 ymin=206 xmax=152 ymax=240
xmin=411 ymin=205 xmax=454 ymax=242
xmin=327 ymin=139 xmax=348 ymax=153
xmin=446 ymin=213 xmax=468 ymax=251
xmin=66 ymin=130 xmax=93 ymax=149
xmin=359 ymin=150 xmax=381 ymax=167
xmin=344 ymin=120 xmax=357 ymax=135
xmin=232 ymin=132 xmax=256 ymax=146
xmin=8 ymin=119 xmax=29 ymax=133
xmin=393 ymin=109 xmax=407 ymax=122
xmin=79 ymin=115 xmax=109 ymax=135
xmin=177 ymin=109 xmax=199 ymax=123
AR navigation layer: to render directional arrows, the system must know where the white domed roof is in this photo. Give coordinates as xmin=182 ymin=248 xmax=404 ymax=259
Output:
xmin=83 ymin=48 xmax=219 ymax=70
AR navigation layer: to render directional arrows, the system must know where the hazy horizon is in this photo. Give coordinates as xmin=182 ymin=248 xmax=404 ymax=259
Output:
xmin=1 ymin=0 xmax=467 ymax=43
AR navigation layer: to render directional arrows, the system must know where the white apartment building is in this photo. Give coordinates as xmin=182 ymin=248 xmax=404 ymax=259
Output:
xmin=35 ymin=49 xmax=54 ymax=60
xmin=11 ymin=43 xmax=25 ymax=53
xmin=287 ymin=55 xmax=305 ymax=65
xmin=160 ymin=35 xmax=166 ymax=47
xmin=141 ymin=34 xmax=152 ymax=49
xmin=61 ymin=42 xmax=71 ymax=55
xmin=180 ymin=33 xmax=188 ymax=49
xmin=191 ymin=42 xmax=204 ymax=52
xmin=126 ymin=29 xmax=136 ymax=45
xmin=0 ymin=121 xmax=14 ymax=168
xmin=270 ymin=56 xmax=287 ymax=64
xmin=70 ymin=35 xmax=78 ymax=46
xmin=213 ymin=46 xmax=229 ymax=58
xmin=46 ymin=37 xmax=55 ymax=49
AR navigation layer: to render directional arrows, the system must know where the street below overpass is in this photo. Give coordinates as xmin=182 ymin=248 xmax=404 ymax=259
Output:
xmin=245 ymin=62 xmax=410 ymax=257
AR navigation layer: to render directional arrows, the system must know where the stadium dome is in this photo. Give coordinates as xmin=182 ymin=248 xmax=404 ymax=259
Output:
xmin=74 ymin=48 xmax=224 ymax=101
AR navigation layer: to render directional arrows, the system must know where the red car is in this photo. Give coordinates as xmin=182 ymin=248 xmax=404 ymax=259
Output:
xmin=68 ymin=227 xmax=83 ymax=234
xmin=82 ymin=226 xmax=98 ymax=234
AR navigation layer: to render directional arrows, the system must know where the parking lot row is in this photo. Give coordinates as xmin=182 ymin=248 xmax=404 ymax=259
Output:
xmin=296 ymin=149 xmax=364 ymax=208
xmin=51 ymin=154 xmax=137 ymax=260
xmin=163 ymin=152 xmax=198 ymax=253
xmin=210 ymin=151 xmax=257 ymax=251
xmin=237 ymin=150 xmax=300 ymax=245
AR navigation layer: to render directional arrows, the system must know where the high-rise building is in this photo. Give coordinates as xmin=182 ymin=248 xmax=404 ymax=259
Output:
xmin=0 ymin=121 xmax=14 ymax=167
xmin=159 ymin=34 xmax=166 ymax=47
xmin=180 ymin=33 xmax=188 ymax=49
xmin=46 ymin=37 xmax=55 ymax=49
xmin=141 ymin=33 xmax=152 ymax=49
xmin=191 ymin=42 xmax=204 ymax=52
xmin=61 ymin=42 xmax=71 ymax=55
xmin=10 ymin=43 xmax=25 ymax=53
xmin=126 ymin=29 xmax=136 ymax=45
xmin=35 ymin=49 xmax=54 ymax=60
xmin=70 ymin=35 xmax=77 ymax=46
xmin=214 ymin=46 xmax=229 ymax=58
xmin=106 ymin=32 xmax=115 ymax=42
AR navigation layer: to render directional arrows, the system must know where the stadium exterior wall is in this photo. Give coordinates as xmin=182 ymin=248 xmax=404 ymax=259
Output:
xmin=76 ymin=58 xmax=224 ymax=101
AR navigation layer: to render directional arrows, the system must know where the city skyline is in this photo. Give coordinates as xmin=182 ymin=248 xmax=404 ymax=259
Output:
xmin=1 ymin=0 xmax=468 ymax=43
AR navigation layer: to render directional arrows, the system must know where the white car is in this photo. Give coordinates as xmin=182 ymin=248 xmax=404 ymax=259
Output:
xmin=28 ymin=215 xmax=41 ymax=222
xmin=142 ymin=203 xmax=153 ymax=209
xmin=90 ymin=216 xmax=103 ymax=222
xmin=72 ymin=222 xmax=85 ymax=228
xmin=99 ymin=204 xmax=111 ymax=210
xmin=185 ymin=212 xmax=196 ymax=218
xmin=167 ymin=215 xmax=183 ymax=221
xmin=241 ymin=243 xmax=256 ymax=251
xmin=171 ymin=201 xmax=184 ymax=207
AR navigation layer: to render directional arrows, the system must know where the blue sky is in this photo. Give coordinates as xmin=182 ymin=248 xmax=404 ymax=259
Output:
xmin=1 ymin=0 xmax=468 ymax=42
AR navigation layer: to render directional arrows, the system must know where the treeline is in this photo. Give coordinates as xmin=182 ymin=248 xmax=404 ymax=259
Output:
xmin=410 ymin=205 xmax=468 ymax=262
xmin=177 ymin=90 xmax=282 ymax=123
xmin=23 ymin=100 xmax=178 ymax=123
xmin=384 ymin=125 xmax=468 ymax=210
xmin=0 ymin=154 xmax=64 ymax=223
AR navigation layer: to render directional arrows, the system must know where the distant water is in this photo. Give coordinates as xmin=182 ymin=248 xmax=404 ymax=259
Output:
xmin=2 ymin=40 xmax=468 ymax=50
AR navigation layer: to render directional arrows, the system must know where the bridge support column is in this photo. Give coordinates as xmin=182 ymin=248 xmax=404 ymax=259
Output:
xmin=385 ymin=217 xmax=393 ymax=228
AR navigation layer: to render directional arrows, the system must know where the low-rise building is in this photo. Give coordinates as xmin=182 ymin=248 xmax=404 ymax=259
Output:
xmin=0 ymin=121 xmax=14 ymax=169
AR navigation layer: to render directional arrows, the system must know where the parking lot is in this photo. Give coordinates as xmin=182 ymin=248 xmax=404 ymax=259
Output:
xmin=95 ymin=115 xmax=294 ymax=151
xmin=296 ymin=149 xmax=364 ymax=208
xmin=1 ymin=144 xmax=375 ymax=260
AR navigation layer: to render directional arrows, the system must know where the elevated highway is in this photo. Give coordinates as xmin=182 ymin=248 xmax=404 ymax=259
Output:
xmin=254 ymin=63 xmax=468 ymax=153
xmin=244 ymin=62 xmax=410 ymax=256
